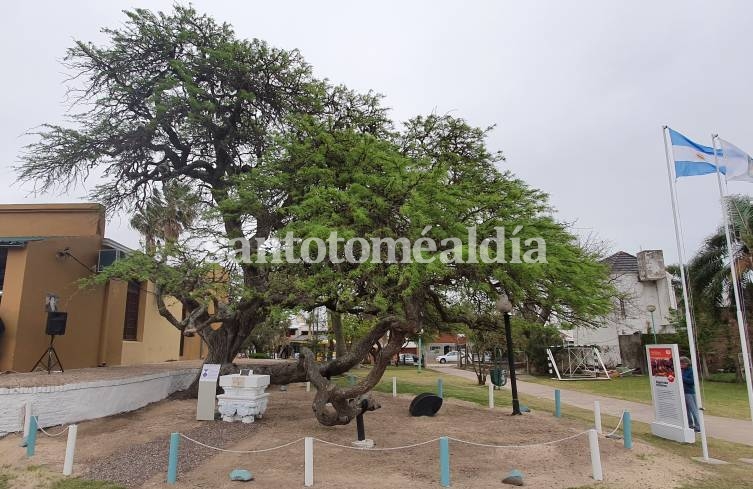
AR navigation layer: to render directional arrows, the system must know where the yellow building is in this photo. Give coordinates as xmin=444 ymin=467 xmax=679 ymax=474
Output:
xmin=0 ymin=203 xmax=204 ymax=372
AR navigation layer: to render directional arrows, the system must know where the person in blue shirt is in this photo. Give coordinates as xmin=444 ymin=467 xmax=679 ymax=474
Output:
xmin=680 ymin=356 xmax=701 ymax=432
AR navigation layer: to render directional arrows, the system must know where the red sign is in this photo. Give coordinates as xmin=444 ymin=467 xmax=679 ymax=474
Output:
xmin=649 ymin=347 xmax=675 ymax=382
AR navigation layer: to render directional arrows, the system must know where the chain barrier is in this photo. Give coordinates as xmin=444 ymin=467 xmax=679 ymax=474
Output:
xmin=39 ymin=425 xmax=70 ymax=437
xmin=178 ymin=434 xmax=305 ymax=454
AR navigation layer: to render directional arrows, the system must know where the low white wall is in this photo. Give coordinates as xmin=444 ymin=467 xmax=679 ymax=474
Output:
xmin=0 ymin=368 xmax=199 ymax=436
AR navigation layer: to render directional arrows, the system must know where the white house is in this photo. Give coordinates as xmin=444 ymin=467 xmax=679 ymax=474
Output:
xmin=570 ymin=250 xmax=677 ymax=367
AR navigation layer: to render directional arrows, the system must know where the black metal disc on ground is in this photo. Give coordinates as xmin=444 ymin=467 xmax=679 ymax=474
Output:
xmin=408 ymin=393 xmax=443 ymax=417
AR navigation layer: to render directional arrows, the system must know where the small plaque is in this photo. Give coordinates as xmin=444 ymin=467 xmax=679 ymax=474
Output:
xmin=200 ymin=363 xmax=221 ymax=382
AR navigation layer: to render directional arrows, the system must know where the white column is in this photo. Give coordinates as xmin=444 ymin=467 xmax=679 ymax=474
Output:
xmin=593 ymin=401 xmax=602 ymax=434
xmin=63 ymin=425 xmax=78 ymax=476
xmin=488 ymin=382 xmax=494 ymax=409
xmin=588 ymin=429 xmax=603 ymax=481
xmin=304 ymin=437 xmax=314 ymax=487
xmin=22 ymin=402 xmax=32 ymax=441
xmin=392 ymin=376 xmax=397 ymax=398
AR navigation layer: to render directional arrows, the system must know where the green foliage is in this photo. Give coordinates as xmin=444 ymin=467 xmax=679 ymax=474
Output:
xmin=17 ymin=4 xmax=616 ymax=387
xmin=512 ymin=318 xmax=563 ymax=374
xmin=50 ymin=479 xmax=126 ymax=489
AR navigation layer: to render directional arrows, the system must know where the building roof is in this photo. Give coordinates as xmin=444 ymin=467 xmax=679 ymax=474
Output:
xmin=101 ymin=238 xmax=134 ymax=254
xmin=0 ymin=236 xmax=45 ymax=248
xmin=601 ymin=251 xmax=638 ymax=274
xmin=290 ymin=334 xmax=329 ymax=343
xmin=431 ymin=333 xmax=467 ymax=345
xmin=0 ymin=203 xmax=103 ymax=213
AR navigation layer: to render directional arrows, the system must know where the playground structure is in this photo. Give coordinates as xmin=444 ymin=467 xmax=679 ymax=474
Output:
xmin=546 ymin=345 xmax=611 ymax=381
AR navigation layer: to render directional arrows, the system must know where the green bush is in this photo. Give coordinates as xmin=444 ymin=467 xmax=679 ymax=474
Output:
xmin=248 ymin=352 xmax=270 ymax=359
xmin=707 ymin=372 xmax=738 ymax=383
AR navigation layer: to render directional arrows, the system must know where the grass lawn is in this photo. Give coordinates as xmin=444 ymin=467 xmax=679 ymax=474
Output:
xmin=520 ymin=374 xmax=752 ymax=420
xmin=342 ymin=366 xmax=753 ymax=489
xmin=0 ymin=465 xmax=125 ymax=489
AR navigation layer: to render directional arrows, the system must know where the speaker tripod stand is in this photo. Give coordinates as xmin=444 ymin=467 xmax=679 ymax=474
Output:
xmin=32 ymin=335 xmax=64 ymax=374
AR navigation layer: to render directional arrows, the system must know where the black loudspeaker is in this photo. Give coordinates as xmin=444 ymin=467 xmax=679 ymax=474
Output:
xmin=46 ymin=311 xmax=67 ymax=336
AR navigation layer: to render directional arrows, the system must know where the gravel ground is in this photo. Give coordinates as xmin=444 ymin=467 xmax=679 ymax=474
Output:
xmin=85 ymin=418 xmax=259 ymax=487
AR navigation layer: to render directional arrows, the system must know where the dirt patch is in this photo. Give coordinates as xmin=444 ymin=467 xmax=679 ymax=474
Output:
xmin=0 ymin=385 xmax=706 ymax=489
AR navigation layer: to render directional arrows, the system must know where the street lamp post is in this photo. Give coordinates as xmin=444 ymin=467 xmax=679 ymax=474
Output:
xmin=496 ymin=294 xmax=521 ymax=416
xmin=417 ymin=329 xmax=424 ymax=373
xmin=647 ymin=305 xmax=658 ymax=344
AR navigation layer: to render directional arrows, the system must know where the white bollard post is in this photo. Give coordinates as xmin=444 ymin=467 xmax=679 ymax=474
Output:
xmin=594 ymin=401 xmax=602 ymax=434
xmin=488 ymin=382 xmax=494 ymax=409
xmin=63 ymin=424 xmax=78 ymax=476
xmin=306 ymin=381 xmax=311 ymax=393
xmin=588 ymin=429 xmax=603 ymax=481
xmin=22 ymin=402 xmax=32 ymax=441
xmin=392 ymin=376 xmax=397 ymax=398
xmin=304 ymin=437 xmax=314 ymax=487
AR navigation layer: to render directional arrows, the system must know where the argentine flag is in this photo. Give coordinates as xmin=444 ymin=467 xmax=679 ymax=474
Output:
xmin=669 ymin=128 xmax=719 ymax=178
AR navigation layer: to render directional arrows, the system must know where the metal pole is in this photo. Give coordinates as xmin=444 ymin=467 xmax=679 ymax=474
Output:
xmin=437 ymin=378 xmax=443 ymax=398
xmin=418 ymin=334 xmax=422 ymax=373
xmin=662 ymin=126 xmax=709 ymax=460
xmin=356 ymin=413 xmax=365 ymax=441
xmin=554 ymin=389 xmax=561 ymax=418
xmin=167 ymin=432 xmax=180 ymax=484
xmin=504 ymin=312 xmax=521 ymax=415
xmin=26 ymin=416 xmax=37 ymax=457
xmin=439 ymin=436 xmax=450 ymax=487
xmin=649 ymin=310 xmax=657 ymax=344
xmin=624 ymin=411 xmax=633 ymax=449
xmin=712 ymin=134 xmax=753 ymax=428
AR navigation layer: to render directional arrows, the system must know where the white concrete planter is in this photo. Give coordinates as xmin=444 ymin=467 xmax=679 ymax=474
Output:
xmin=217 ymin=373 xmax=270 ymax=423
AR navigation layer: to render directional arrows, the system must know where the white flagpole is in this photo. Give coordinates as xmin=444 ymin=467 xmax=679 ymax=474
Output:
xmin=712 ymin=134 xmax=753 ymax=428
xmin=662 ymin=126 xmax=710 ymax=460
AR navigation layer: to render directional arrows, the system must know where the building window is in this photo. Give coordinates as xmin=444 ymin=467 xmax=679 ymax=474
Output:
xmin=123 ymin=281 xmax=141 ymax=340
xmin=0 ymin=247 xmax=7 ymax=294
xmin=179 ymin=304 xmax=187 ymax=356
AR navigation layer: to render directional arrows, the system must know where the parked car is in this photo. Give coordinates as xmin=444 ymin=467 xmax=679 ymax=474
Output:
xmin=436 ymin=350 xmax=467 ymax=364
xmin=398 ymin=353 xmax=416 ymax=365
xmin=470 ymin=352 xmax=492 ymax=363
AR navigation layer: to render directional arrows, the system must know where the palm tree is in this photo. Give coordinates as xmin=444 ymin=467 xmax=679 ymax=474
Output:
xmin=690 ymin=195 xmax=753 ymax=308
xmin=688 ymin=194 xmax=753 ymax=379
xmin=129 ymin=181 xmax=201 ymax=253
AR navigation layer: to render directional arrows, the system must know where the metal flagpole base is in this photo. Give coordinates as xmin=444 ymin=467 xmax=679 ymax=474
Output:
xmin=691 ymin=457 xmax=729 ymax=465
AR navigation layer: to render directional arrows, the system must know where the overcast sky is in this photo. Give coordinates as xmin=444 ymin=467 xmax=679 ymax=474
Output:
xmin=2 ymin=1 xmax=752 ymax=264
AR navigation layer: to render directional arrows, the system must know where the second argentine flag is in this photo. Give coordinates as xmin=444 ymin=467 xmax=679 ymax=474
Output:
xmin=669 ymin=128 xmax=718 ymax=177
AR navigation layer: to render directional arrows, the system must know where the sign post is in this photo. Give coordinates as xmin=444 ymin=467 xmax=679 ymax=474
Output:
xmin=196 ymin=363 xmax=221 ymax=421
xmin=646 ymin=345 xmax=694 ymax=443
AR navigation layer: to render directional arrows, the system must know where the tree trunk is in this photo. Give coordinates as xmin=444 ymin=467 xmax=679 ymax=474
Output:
xmin=175 ymin=327 xmax=242 ymax=399
xmin=330 ymin=310 xmax=346 ymax=358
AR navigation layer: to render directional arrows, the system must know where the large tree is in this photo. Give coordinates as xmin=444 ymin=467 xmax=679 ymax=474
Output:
xmin=19 ymin=6 xmax=614 ymax=425
xmin=19 ymin=5 xmax=385 ymax=366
